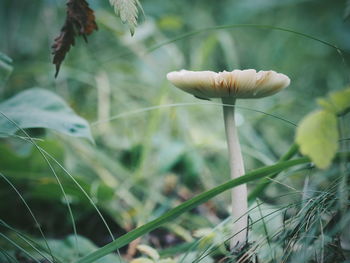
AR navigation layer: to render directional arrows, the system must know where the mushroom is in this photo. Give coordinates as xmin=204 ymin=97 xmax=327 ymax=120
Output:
xmin=167 ymin=69 xmax=290 ymax=250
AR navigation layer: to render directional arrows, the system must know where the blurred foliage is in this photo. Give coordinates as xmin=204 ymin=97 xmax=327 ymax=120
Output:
xmin=0 ymin=0 xmax=350 ymax=262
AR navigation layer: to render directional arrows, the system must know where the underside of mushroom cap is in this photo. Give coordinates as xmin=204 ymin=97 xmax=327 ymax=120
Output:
xmin=167 ymin=69 xmax=290 ymax=99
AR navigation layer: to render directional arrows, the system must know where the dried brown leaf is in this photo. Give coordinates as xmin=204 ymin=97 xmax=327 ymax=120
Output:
xmin=67 ymin=0 xmax=98 ymax=37
xmin=52 ymin=20 xmax=75 ymax=78
xmin=51 ymin=0 xmax=98 ymax=77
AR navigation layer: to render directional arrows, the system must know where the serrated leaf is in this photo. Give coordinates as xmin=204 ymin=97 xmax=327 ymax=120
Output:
xmin=109 ymin=0 xmax=142 ymax=35
xmin=317 ymin=87 xmax=350 ymax=116
xmin=0 ymin=88 xmax=93 ymax=141
xmin=295 ymin=110 xmax=338 ymax=169
xmin=137 ymin=244 xmax=159 ymax=261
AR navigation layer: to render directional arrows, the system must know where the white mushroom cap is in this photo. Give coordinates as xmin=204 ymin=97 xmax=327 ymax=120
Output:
xmin=167 ymin=69 xmax=290 ymax=99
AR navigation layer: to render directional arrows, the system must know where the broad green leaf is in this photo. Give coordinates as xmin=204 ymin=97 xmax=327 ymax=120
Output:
xmin=317 ymin=87 xmax=350 ymax=116
xmin=0 ymin=52 xmax=13 ymax=86
xmin=0 ymin=88 xmax=93 ymax=141
xmin=296 ymin=110 xmax=338 ymax=169
xmin=109 ymin=0 xmax=142 ymax=35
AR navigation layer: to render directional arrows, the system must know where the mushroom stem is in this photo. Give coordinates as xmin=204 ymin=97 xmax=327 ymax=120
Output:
xmin=222 ymin=97 xmax=248 ymax=251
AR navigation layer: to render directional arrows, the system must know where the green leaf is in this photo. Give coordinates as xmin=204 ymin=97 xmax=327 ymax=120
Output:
xmin=296 ymin=110 xmax=339 ymax=169
xmin=109 ymin=0 xmax=142 ymax=35
xmin=317 ymin=87 xmax=350 ymax=116
xmin=0 ymin=52 xmax=13 ymax=87
xmin=0 ymin=88 xmax=93 ymax=141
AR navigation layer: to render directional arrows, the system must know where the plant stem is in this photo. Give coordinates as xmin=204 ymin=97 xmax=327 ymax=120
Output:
xmin=222 ymin=97 xmax=248 ymax=250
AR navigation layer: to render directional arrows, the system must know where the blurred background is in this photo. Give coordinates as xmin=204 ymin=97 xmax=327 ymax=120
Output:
xmin=1 ymin=0 xmax=350 ymax=262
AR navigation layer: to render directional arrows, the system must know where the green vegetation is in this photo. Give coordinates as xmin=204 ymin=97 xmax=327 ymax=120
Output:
xmin=1 ymin=0 xmax=350 ymax=262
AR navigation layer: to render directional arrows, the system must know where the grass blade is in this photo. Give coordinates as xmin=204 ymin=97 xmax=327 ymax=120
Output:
xmin=248 ymin=143 xmax=299 ymax=202
xmin=0 ymin=233 xmax=41 ymax=263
